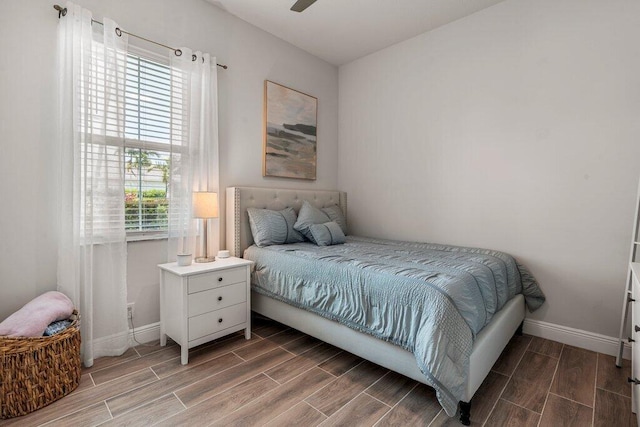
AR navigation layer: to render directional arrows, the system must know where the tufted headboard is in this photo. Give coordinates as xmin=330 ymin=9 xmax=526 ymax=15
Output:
xmin=226 ymin=187 xmax=347 ymax=257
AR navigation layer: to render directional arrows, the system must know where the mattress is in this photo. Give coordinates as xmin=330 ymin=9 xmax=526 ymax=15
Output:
xmin=244 ymin=236 xmax=544 ymax=415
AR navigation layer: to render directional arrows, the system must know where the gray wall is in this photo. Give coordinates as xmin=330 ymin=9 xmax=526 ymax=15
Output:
xmin=0 ymin=0 xmax=339 ymax=327
xmin=338 ymin=0 xmax=640 ymax=338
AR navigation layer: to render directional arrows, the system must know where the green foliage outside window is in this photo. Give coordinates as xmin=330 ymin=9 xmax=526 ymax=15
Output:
xmin=125 ymin=188 xmax=168 ymax=231
xmin=125 ymin=149 xmax=170 ymax=232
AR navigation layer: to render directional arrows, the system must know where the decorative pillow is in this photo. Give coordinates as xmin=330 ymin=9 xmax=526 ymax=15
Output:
xmin=294 ymin=200 xmax=348 ymax=243
xmin=321 ymin=204 xmax=347 ymax=235
xmin=309 ymin=221 xmax=346 ymax=246
xmin=44 ymin=319 xmax=73 ymax=336
xmin=247 ymin=207 xmax=305 ymax=247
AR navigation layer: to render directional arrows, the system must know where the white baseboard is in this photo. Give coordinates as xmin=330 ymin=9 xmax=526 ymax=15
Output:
xmin=125 ymin=319 xmax=631 ymax=361
xmin=128 ymin=321 xmax=161 ymax=347
xmin=524 ymin=318 xmax=631 ymax=360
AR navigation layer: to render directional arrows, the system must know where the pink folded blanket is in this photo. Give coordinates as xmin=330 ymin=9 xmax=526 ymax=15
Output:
xmin=0 ymin=291 xmax=75 ymax=337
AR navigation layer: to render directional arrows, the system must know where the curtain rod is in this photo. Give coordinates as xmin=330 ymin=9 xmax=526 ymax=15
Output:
xmin=53 ymin=5 xmax=228 ymax=69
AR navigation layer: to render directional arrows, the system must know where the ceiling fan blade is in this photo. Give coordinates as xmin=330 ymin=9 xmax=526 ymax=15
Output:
xmin=290 ymin=0 xmax=317 ymax=12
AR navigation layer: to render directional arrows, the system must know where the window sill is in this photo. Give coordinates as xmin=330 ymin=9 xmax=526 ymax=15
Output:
xmin=126 ymin=233 xmax=168 ymax=243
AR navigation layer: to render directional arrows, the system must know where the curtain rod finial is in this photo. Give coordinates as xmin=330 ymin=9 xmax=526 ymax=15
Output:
xmin=53 ymin=4 xmax=67 ymax=18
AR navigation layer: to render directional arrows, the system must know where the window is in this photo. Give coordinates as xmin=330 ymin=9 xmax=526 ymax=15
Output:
xmin=77 ymin=40 xmax=186 ymax=240
xmin=123 ymin=52 xmax=173 ymax=236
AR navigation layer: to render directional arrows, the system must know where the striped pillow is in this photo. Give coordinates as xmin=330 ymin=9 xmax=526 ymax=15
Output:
xmin=308 ymin=221 xmax=346 ymax=246
xmin=294 ymin=200 xmax=347 ymax=243
xmin=247 ymin=207 xmax=305 ymax=247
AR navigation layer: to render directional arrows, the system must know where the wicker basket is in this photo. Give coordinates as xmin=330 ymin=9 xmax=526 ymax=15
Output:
xmin=0 ymin=311 xmax=81 ymax=419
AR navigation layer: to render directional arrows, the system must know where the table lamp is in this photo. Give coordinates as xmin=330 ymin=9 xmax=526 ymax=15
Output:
xmin=192 ymin=192 xmax=218 ymax=263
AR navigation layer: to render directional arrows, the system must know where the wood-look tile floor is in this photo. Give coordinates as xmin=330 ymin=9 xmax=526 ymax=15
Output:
xmin=2 ymin=315 xmax=636 ymax=427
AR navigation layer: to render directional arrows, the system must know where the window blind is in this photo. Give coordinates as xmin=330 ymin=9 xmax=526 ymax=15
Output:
xmin=78 ymin=40 xmax=128 ymax=240
xmin=78 ymin=38 xmax=186 ymax=238
xmin=123 ymin=53 xmax=174 ymax=234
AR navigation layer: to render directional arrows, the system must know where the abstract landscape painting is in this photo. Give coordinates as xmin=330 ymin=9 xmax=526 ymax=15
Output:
xmin=263 ymin=80 xmax=317 ymax=180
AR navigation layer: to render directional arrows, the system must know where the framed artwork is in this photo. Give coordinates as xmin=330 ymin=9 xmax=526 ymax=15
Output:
xmin=263 ymin=80 xmax=317 ymax=180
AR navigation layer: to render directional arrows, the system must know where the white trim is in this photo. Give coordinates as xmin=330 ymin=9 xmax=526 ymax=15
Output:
xmin=128 ymin=44 xmax=170 ymax=66
xmin=524 ymin=318 xmax=631 ymax=360
xmin=126 ymin=233 xmax=168 ymax=243
xmin=122 ymin=318 xmax=632 ymax=361
xmin=127 ymin=321 xmax=161 ymax=347
xmin=93 ymin=323 xmax=161 ymax=353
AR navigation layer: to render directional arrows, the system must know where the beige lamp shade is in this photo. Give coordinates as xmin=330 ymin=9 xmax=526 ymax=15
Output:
xmin=192 ymin=192 xmax=219 ymax=218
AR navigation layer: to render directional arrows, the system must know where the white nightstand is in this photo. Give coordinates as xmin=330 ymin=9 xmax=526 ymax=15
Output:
xmin=158 ymin=257 xmax=253 ymax=365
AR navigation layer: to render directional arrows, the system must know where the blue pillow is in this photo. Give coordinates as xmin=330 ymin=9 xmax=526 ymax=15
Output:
xmin=247 ymin=207 xmax=305 ymax=247
xmin=321 ymin=205 xmax=347 ymax=235
xmin=309 ymin=221 xmax=346 ymax=246
xmin=43 ymin=320 xmax=72 ymax=336
xmin=294 ymin=200 xmax=347 ymax=243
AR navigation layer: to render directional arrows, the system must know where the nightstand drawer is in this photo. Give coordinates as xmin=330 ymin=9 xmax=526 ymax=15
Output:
xmin=188 ymin=267 xmax=246 ymax=294
xmin=188 ymin=303 xmax=247 ymax=341
xmin=188 ymin=282 xmax=247 ymax=317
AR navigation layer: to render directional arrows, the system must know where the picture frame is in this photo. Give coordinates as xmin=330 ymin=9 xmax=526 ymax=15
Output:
xmin=263 ymin=80 xmax=318 ymax=180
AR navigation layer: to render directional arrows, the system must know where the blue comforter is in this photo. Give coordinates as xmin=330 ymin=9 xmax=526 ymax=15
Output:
xmin=244 ymin=236 xmax=545 ymax=415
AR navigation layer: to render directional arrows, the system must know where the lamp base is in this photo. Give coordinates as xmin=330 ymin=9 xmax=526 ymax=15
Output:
xmin=195 ymin=256 xmax=216 ymax=263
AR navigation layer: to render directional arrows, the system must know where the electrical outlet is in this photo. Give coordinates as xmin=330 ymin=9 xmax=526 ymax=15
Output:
xmin=127 ymin=303 xmax=134 ymax=320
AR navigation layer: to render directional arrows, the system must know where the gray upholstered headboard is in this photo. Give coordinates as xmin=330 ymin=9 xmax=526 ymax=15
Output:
xmin=226 ymin=187 xmax=347 ymax=257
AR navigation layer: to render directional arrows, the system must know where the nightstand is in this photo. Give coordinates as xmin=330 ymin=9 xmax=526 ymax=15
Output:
xmin=158 ymin=257 xmax=253 ymax=364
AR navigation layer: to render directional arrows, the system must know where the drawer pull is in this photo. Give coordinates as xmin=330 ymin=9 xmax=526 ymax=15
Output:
xmin=218 ymin=277 xmax=223 ymax=282
xmin=629 ymin=337 xmax=636 ymax=343
xmin=218 ymin=296 xmax=223 ymax=301
xmin=218 ymin=318 xmax=223 ymax=323
xmin=629 ymin=296 xmax=636 ymax=303
xmin=629 ymin=377 xmax=640 ymax=385
xmin=635 ymin=325 xmax=640 ymax=333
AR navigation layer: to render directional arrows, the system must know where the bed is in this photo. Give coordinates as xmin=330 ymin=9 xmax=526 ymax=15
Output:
xmin=226 ymin=186 xmax=544 ymax=425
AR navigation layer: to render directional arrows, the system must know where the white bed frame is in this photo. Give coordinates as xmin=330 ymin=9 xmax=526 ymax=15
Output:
xmin=226 ymin=186 xmax=525 ymax=424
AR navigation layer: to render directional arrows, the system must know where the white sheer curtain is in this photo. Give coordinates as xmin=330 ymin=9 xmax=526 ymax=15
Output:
xmin=57 ymin=2 xmax=129 ymax=367
xmin=168 ymin=49 xmax=220 ymax=259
